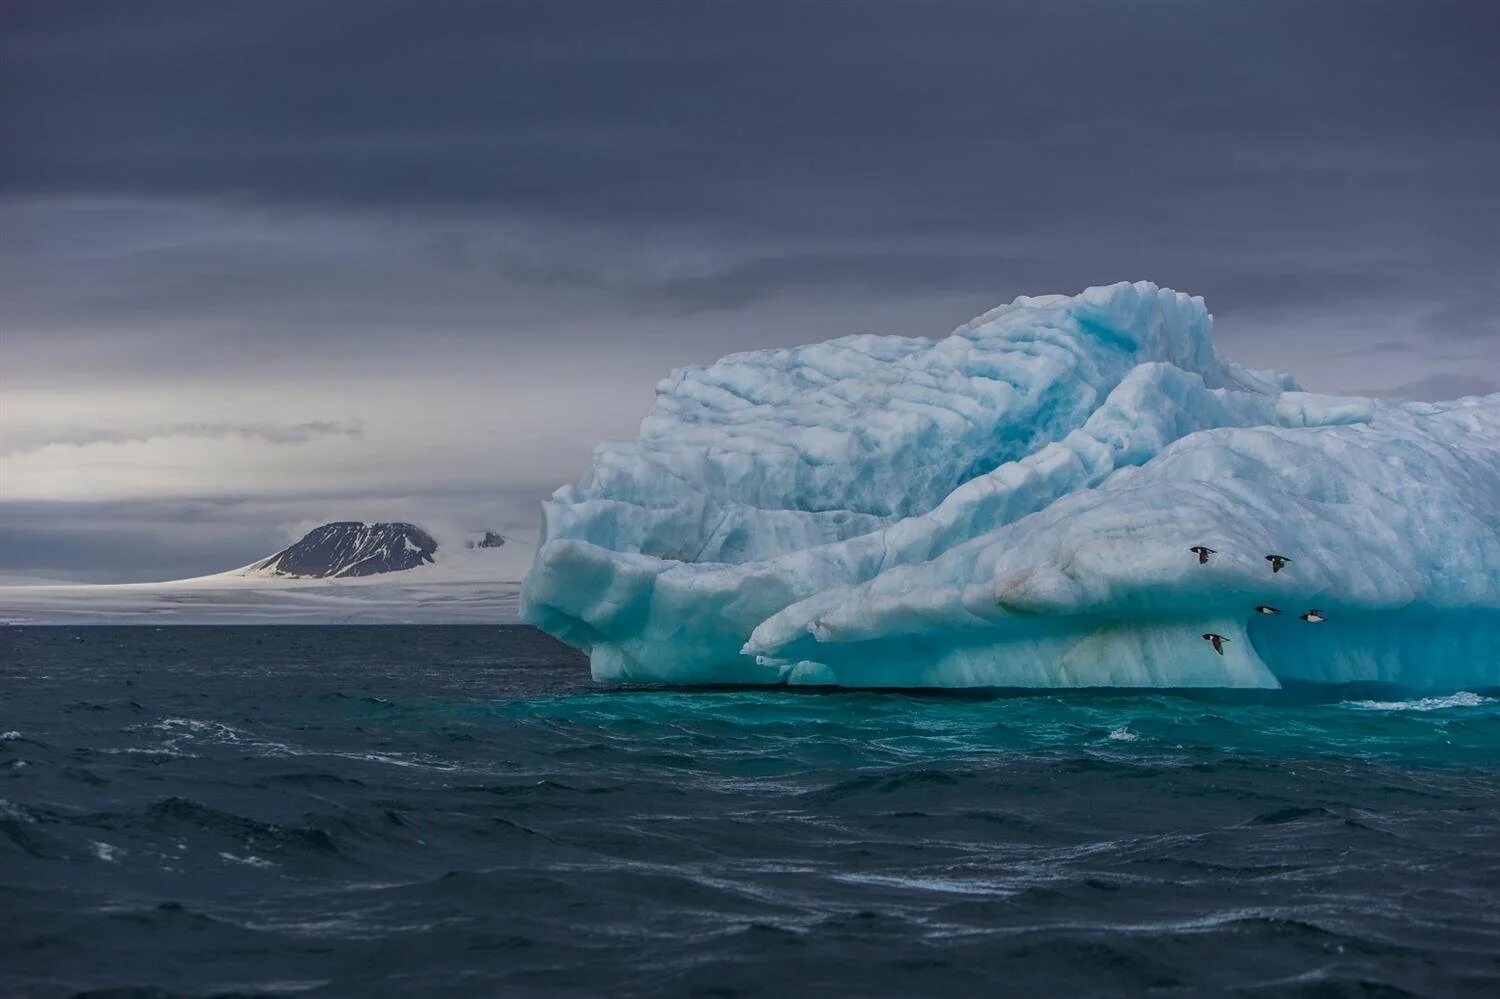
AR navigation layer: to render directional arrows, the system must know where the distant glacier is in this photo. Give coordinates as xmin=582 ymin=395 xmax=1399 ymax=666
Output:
xmin=523 ymin=281 xmax=1500 ymax=691
xmin=0 ymin=524 xmax=530 ymax=625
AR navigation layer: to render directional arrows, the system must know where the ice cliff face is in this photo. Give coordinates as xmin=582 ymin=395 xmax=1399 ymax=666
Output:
xmin=523 ymin=282 xmax=1500 ymax=690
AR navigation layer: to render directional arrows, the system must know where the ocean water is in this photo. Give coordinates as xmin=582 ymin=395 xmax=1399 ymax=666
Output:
xmin=3 ymin=627 xmax=1499 ymax=997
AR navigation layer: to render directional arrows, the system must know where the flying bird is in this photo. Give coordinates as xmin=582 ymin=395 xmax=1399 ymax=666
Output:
xmin=1254 ymin=605 xmax=1281 ymax=615
xmin=1299 ymin=609 xmax=1326 ymax=623
xmin=1265 ymin=554 xmax=1291 ymax=573
xmin=1202 ymin=633 xmax=1229 ymax=655
xmin=1190 ymin=546 xmax=1217 ymax=564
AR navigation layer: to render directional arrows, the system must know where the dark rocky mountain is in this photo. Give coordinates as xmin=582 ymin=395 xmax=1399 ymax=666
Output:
xmin=468 ymin=531 xmax=507 ymax=549
xmin=252 ymin=522 xmax=438 ymax=579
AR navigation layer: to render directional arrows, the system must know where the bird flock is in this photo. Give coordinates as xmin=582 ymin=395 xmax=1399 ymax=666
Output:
xmin=1196 ymin=547 xmax=1324 ymax=655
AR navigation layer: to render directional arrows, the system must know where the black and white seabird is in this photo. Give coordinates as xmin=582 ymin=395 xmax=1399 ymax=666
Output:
xmin=1299 ymin=609 xmax=1327 ymax=623
xmin=1189 ymin=546 xmax=1217 ymax=564
xmin=1202 ymin=633 xmax=1229 ymax=655
xmin=1254 ymin=605 xmax=1281 ymax=615
xmin=1265 ymin=554 xmax=1291 ymax=573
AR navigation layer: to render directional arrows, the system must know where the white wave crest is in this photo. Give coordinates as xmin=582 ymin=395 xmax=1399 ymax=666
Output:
xmin=1342 ymin=691 xmax=1495 ymax=712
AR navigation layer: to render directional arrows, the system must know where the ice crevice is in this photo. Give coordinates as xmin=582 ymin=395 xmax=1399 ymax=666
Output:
xmin=523 ymin=281 xmax=1500 ymax=690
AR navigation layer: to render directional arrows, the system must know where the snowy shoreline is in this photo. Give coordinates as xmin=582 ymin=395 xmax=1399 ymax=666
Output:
xmin=1 ymin=528 xmax=530 ymax=625
xmin=0 ymin=576 xmax=523 ymax=626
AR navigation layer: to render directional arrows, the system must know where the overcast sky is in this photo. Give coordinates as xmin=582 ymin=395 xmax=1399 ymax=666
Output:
xmin=3 ymin=0 xmax=1498 ymax=581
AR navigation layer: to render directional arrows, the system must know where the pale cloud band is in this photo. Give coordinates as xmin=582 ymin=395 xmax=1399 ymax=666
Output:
xmin=3 ymin=419 xmax=364 ymax=455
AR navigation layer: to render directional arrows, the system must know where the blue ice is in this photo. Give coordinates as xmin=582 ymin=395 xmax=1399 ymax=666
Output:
xmin=523 ymin=282 xmax=1500 ymax=690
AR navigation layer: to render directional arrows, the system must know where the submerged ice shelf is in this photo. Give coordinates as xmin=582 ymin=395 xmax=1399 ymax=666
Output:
xmin=523 ymin=282 xmax=1500 ymax=690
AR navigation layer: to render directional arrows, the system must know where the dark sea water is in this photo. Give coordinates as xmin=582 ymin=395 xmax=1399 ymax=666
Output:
xmin=3 ymin=626 xmax=1499 ymax=997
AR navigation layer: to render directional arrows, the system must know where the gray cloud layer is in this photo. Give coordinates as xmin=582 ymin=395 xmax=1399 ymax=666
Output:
xmin=3 ymin=0 xmax=1498 ymax=578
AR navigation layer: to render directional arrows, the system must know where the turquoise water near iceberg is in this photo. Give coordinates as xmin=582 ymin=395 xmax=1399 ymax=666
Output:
xmin=3 ymin=626 xmax=1499 ymax=996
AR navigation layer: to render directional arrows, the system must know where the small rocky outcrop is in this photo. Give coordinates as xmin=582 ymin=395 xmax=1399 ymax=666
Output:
xmin=252 ymin=522 xmax=438 ymax=578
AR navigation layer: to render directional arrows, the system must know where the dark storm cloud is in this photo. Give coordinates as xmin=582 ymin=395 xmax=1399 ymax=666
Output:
xmin=4 ymin=0 xmax=1499 ymax=577
xmin=0 ymin=499 xmax=277 ymax=582
xmin=6 ymin=1 xmax=1499 ymax=226
xmin=4 ymin=0 xmax=1498 ymax=324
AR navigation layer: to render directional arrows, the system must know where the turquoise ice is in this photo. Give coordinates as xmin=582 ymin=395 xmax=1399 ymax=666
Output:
xmin=523 ymin=282 xmax=1500 ymax=690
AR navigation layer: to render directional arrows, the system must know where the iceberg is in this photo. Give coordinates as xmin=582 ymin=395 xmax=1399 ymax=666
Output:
xmin=523 ymin=282 xmax=1500 ymax=690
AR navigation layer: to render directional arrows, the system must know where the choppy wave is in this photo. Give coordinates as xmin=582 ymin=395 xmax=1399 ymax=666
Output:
xmin=1341 ymin=690 xmax=1497 ymax=711
xmin=3 ymin=625 xmax=1499 ymax=997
